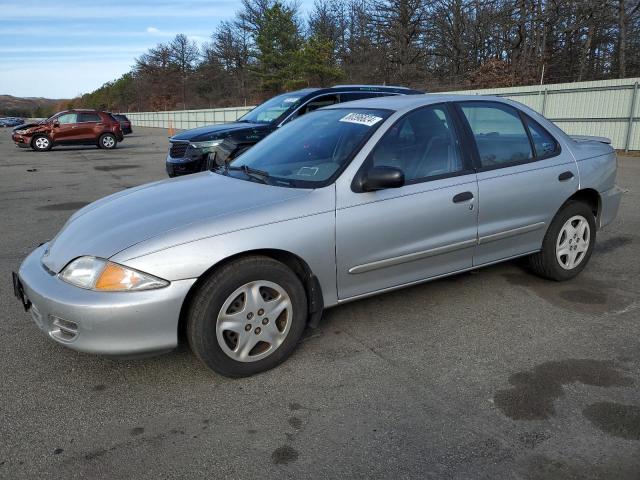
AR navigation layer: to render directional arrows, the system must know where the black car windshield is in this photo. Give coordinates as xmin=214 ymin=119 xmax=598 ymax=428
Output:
xmin=238 ymin=92 xmax=306 ymax=124
xmin=226 ymin=108 xmax=392 ymax=188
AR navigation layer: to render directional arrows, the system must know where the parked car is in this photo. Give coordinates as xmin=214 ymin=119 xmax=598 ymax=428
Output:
xmin=165 ymin=85 xmax=423 ymax=177
xmin=14 ymin=95 xmax=622 ymax=377
xmin=12 ymin=109 xmax=124 ymax=151
xmin=112 ymin=113 xmax=132 ymax=135
xmin=1 ymin=117 xmax=24 ymax=127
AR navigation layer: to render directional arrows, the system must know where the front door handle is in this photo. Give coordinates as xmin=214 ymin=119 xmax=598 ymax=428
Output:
xmin=452 ymin=191 xmax=474 ymax=203
xmin=558 ymin=171 xmax=574 ymax=181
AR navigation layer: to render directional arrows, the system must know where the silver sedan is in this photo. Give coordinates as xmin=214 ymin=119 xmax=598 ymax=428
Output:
xmin=14 ymin=95 xmax=623 ymax=377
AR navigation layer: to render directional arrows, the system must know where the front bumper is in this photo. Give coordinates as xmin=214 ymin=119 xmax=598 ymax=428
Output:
xmin=165 ymin=155 xmax=204 ymax=177
xmin=17 ymin=244 xmax=196 ymax=356
xmin=12 ymin=133 xmax=29 ymax=147
xmin=599 ymin=185 xmax=623 ymax=229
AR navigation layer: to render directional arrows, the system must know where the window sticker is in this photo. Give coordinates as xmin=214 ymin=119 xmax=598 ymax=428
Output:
xmin=339 ymin=112 xmax=383 ymax=127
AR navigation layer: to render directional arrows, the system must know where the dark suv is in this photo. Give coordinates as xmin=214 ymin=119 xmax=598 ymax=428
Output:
xmin=12 ymin=109 xmax=124 ymax=152
xmin=166 ymin=85 xmax=423 ymax=177
xmin=112 ymin=114 xmax=132 ymax=134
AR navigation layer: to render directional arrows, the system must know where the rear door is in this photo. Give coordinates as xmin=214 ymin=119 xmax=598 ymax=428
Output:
xmin=50 ymin=113 xmax=78 ymax=143
xmin=454 ymin=101 xmax=577 ymax=266
xmin=76 ymin=112 xmax=102 ymax=141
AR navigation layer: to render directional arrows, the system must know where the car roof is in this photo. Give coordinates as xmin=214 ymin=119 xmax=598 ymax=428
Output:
xmin=323 ymin=93 xmax=510 ymax=112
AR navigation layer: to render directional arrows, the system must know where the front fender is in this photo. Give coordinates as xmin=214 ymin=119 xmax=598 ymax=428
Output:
xmin=111 ymin=189 xmax=339 ymax=307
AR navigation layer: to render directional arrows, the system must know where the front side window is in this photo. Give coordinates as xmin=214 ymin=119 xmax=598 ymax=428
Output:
xmin=367 ymin=105 xmax=463 ymax=182
xmin=56 ymin=113 xmax=77 ymax=125
xmin=459 ymin=102 xmax=533 ymax=168
xmin=227 ymin=108 xmax=391 ymax=188
xmin=238 ymin=92 xmax=306 ymax=124
xmin=297 ymin=95 xmax=339 ymax=116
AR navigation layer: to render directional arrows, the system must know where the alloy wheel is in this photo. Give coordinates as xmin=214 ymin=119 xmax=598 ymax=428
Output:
xmin=216 ymin=280 xmax=292 ymax=362
xmin=102 ymin=136 xmax=115 ymax=148
xmin=556 ymin=215 xmax=590 ymax=270
xmin=35 ymin=137 xmax=49 ymax=149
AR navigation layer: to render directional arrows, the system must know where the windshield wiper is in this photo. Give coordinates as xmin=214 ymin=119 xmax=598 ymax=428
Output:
xmin=228 ymin=165 xmax=270 ymax=184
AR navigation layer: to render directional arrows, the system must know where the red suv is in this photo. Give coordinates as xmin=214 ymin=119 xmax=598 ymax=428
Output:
xmin=12 ymin=109 xmax=124 ymax=152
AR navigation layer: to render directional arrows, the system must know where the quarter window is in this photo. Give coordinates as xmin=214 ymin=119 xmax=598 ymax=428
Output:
xmin=56 ymin=113 xmax=77 ymax=125
xmin=460 ymin=103 xmax=533 ymax=167
xmin=525 ymin=117 xmax=558 ymax=158
xmin=368 ymin=105 xmax=463 ymax=182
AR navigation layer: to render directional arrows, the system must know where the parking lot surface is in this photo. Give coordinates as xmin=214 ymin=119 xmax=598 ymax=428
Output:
xmin=1 ymin=128 xmax=639 ymax=479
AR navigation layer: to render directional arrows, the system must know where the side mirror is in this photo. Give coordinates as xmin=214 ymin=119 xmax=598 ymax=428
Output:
xmin=359 ymin=166 xmax=405 ymax=192
xmin=52 ymin=121 xmax=60 ymax=128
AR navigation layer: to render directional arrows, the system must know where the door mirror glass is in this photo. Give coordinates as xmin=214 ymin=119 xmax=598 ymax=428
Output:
xmin=52 ymin=121 xmax=60 ymax=128
xmin=360 ymin=166 xmax=405 ymax=191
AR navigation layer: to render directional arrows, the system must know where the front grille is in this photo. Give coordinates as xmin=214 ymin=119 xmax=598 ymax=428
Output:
xmin=170 ymin=142 xmax=189 ymax=158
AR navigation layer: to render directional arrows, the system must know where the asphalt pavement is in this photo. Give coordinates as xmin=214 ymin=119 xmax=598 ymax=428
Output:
xmin=0 ymin=127 xmax=639 ymax=479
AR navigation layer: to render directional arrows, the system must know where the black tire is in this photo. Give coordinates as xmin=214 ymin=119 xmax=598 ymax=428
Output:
xmin=31 ymin=134 xmax=52 ymax=152
xmin=98 ymin=133 xmax=117 ymax=149
xmin=187 ymin=256 xmax=308 ymax=377
xmin=529 ymin=200 xmax=596 ymax=281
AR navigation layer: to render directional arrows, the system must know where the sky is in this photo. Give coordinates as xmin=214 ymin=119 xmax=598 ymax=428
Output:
xmin=0 ymin=0 xmax=314 ymax=99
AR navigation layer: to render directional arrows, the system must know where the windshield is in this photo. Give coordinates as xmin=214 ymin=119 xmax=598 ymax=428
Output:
xmin=225 ymin=108 xmax=391 ymax=188
xmin=238 ymin=92 xmax=306 ymax=124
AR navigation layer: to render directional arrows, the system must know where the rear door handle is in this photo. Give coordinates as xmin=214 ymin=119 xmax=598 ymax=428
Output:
xmin=558 ymin=171 xmax=574 ymax=181
xmin=452 ymin=191 xmax=474 ymax=203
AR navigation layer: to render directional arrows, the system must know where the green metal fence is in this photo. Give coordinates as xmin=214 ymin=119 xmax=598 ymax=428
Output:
xmin=126 ymin=77 xmax=640 ymax=151
xmin=126 ymin=106 xmax=254 ymax=131
xmin=442 ymin=78 xmax=640 ymax=151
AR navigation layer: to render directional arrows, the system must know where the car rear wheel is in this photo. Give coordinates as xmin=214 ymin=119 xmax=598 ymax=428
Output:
xmin=187 ymin=256 xmax=308 ymax=377
xmin=98 ymin=133 xmax=117 ymax=149
xmin=31 ymin=135 xmax=52 ymax=152
xmin=529 ymin=200 xmax=596 ymax=281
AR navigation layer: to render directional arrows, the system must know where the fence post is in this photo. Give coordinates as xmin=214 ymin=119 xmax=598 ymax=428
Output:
xmin=625 ymin=82 xmax=638 ymax=152
xmin=541 ymin=88 xmax=548 ymax=116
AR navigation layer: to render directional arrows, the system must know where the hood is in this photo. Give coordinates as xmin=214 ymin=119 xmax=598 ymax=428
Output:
xmin=42 ymin=173 xmax=311 ymax=273
xmin=171 ymin=122 xmax=268 ymax=142
xmin=13 ymin=122 xmax=41 ymax=132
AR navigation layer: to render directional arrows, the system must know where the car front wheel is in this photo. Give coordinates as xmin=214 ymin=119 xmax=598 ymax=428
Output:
xmin=187 ymin=256 xmax=308 ymax=377
xmin=529 ymin=200 xmax=596 ymax=281
xmin=98 ymin=133 xmax=117 ymax=149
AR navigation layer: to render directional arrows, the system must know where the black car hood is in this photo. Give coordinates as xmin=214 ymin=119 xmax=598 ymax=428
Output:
xmin=171 ymin=122 xmax=270 ymax=142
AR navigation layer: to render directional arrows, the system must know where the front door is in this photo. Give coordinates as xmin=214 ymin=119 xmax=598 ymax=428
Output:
xmin=335 ymin=103 xmax=478 ymax=300
xmin=50 ymin=112 xmax=79 ymax=143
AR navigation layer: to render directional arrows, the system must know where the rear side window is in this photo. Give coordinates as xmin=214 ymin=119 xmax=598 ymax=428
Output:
xmin=78 ymin=112 xmax=101 ymax=123
xmin=459 ymin=102 xmax=533 ymax=168
xmin=525 ymin=117 xmax=559 ymax=158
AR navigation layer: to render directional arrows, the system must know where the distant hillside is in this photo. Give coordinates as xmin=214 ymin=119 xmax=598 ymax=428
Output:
xmin=0 ymin=95 xmax=68 ymax=117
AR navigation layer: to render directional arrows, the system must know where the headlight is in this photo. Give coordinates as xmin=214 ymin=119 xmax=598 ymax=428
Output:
xmin=59 ymin=256 xmax=169 ymax=291
xmin=190 ymin=139 xmax=223 ymax=152
xmin=15 ymin=129 xmax=29 ymax=135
